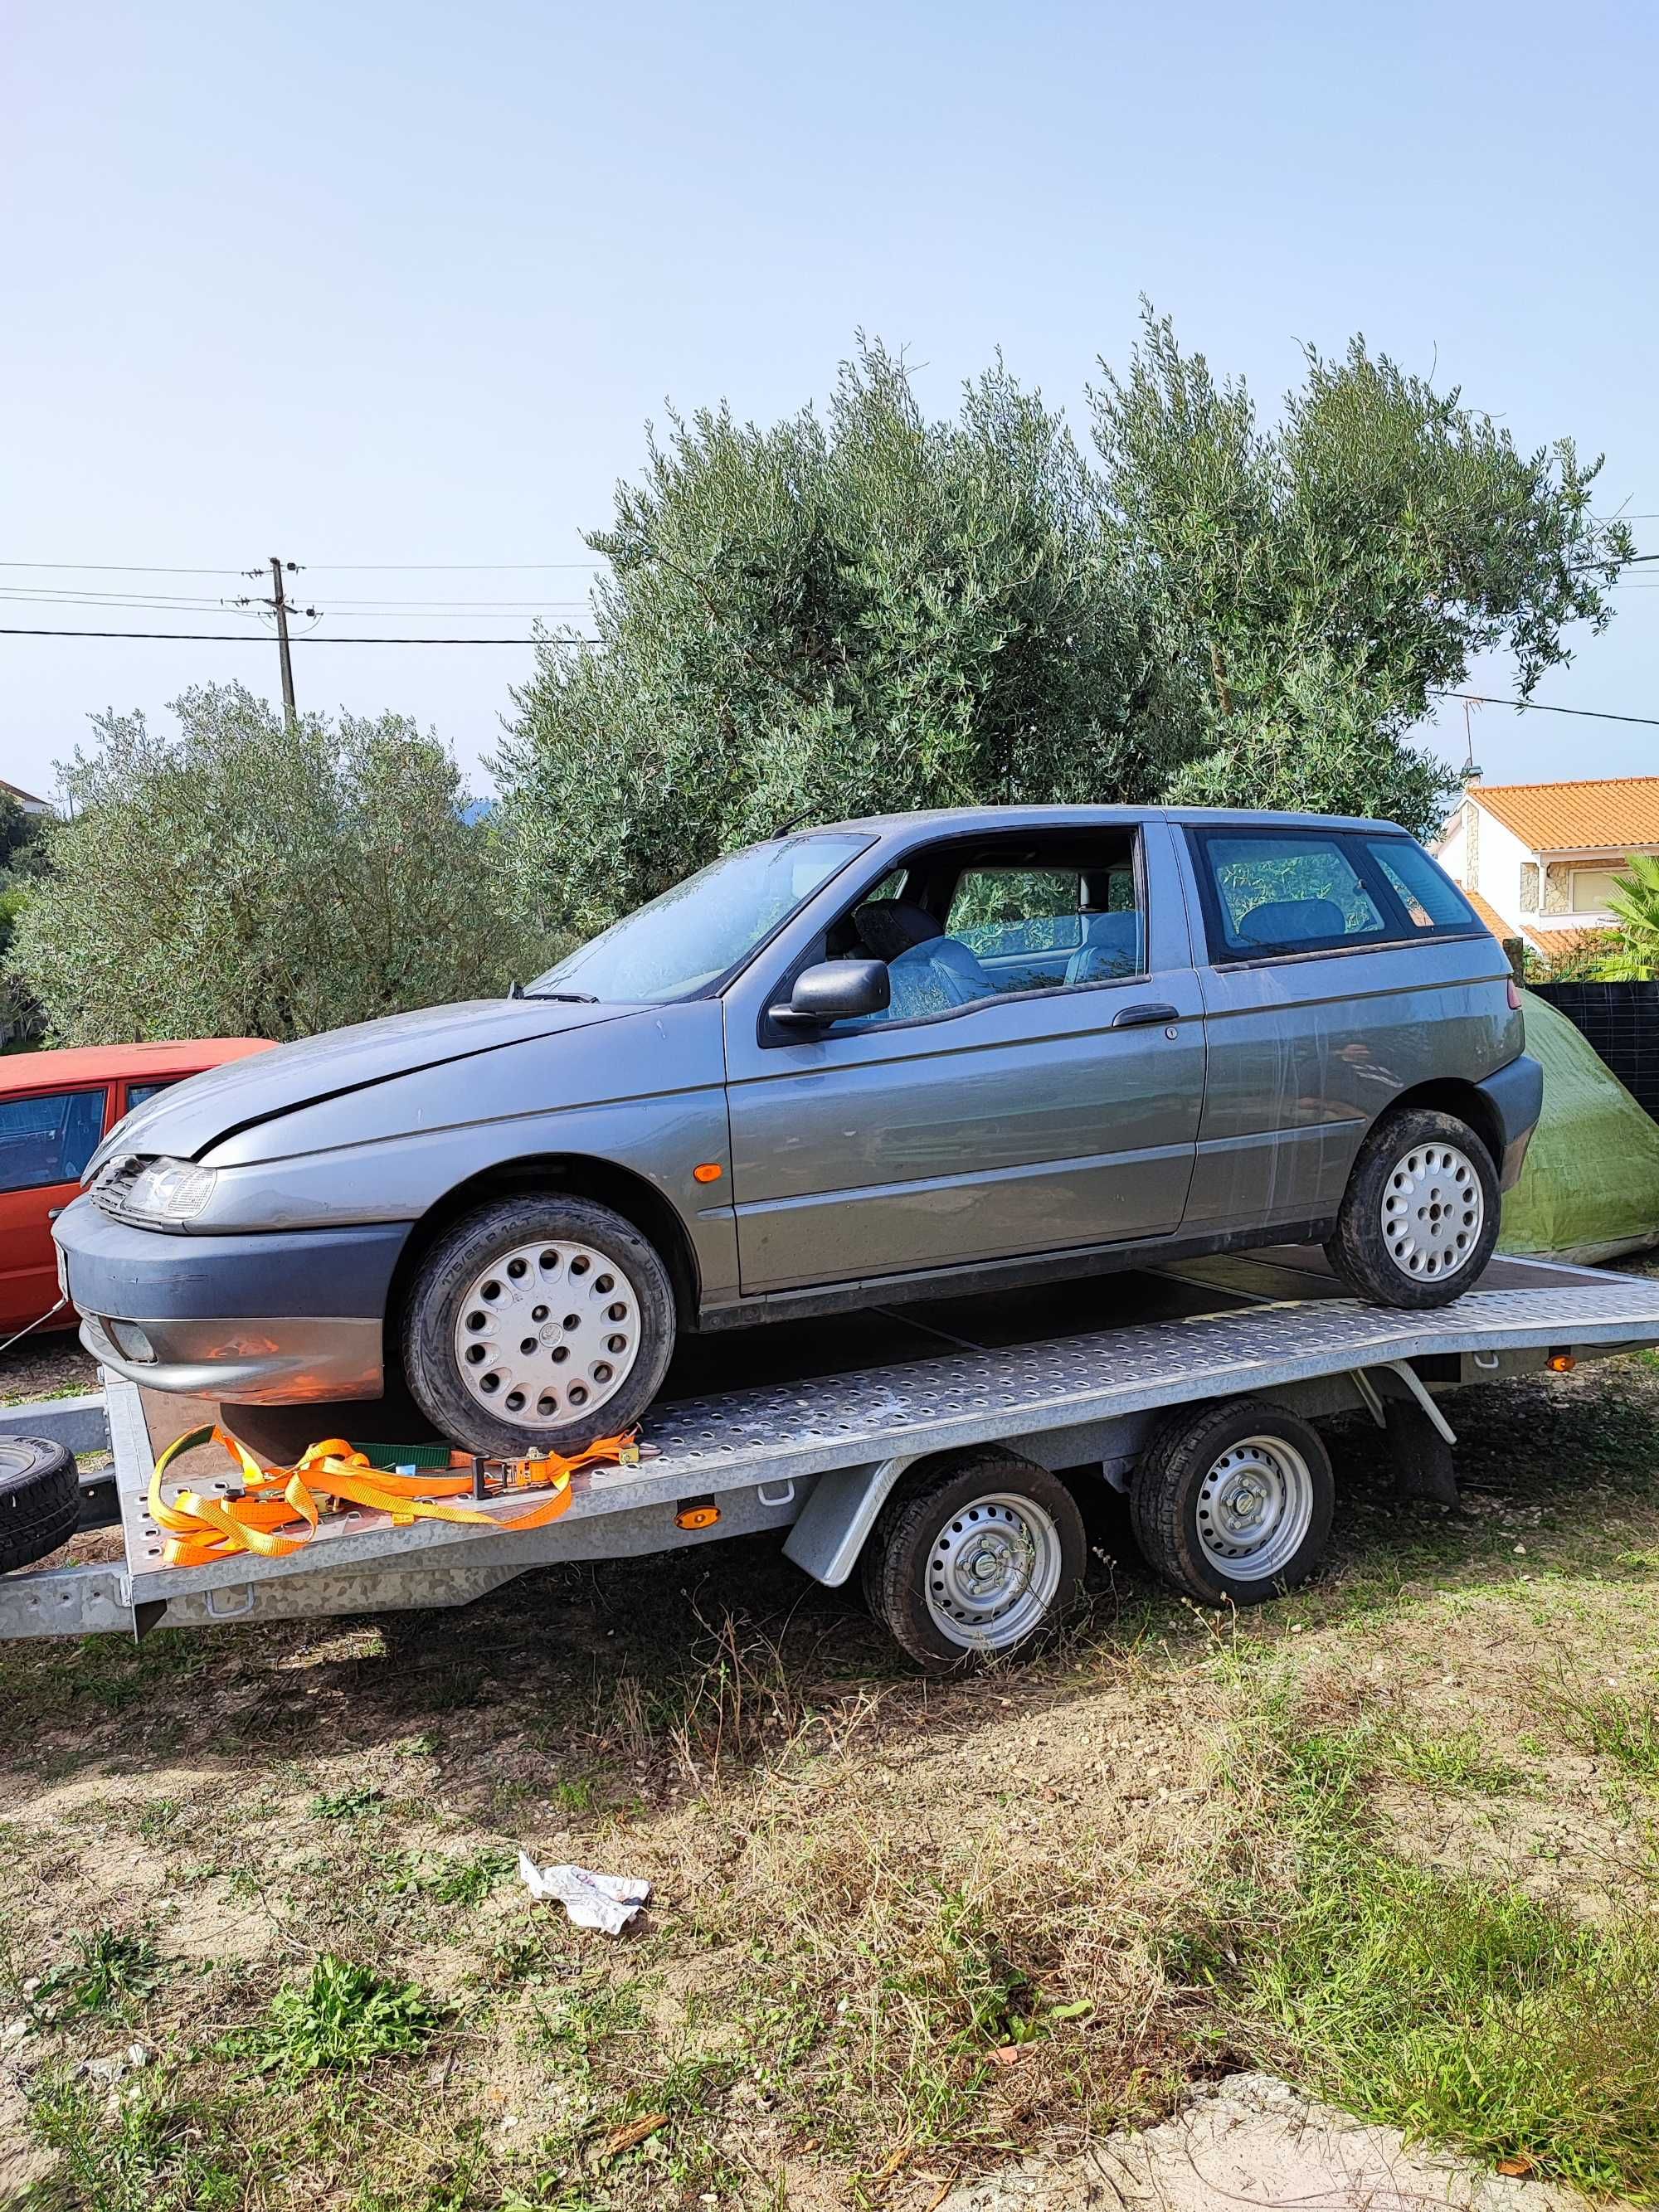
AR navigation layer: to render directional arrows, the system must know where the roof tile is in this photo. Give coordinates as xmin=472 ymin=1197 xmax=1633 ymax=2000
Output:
xmin=1468 ymin=777 xmax=1659 ymax=853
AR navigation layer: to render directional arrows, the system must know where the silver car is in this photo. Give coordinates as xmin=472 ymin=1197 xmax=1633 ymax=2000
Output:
xmin=56 ymin=805 xmax=1541 ymax=1457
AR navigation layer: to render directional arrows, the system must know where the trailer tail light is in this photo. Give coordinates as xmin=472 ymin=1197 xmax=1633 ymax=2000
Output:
xmin=1548 ymin=1352 xmax=1576 ymax=1373
xmin=676 ymin=1500 xmax=721 ymax=1530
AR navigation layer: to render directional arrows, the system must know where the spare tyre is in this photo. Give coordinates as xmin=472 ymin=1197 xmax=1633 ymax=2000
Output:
xmin=0 ymin=1436 xmax=79 ymax=1573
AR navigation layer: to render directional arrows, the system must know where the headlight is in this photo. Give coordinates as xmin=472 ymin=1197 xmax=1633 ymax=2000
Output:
xmin=94 ymin=1155 xmax=218 ymax=1227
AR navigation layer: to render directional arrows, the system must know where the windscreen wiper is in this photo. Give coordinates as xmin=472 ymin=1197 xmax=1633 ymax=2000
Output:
xmin=520 ymin=988 xmax=599 ymax=1003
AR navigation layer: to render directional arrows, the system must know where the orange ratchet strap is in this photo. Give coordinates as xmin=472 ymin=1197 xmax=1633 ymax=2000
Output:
xmin=148 ymin=1424 xmax=639 ymax=1569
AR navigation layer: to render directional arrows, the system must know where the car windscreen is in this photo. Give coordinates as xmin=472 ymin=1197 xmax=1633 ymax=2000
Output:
xmin=529 ymin=831 xmax=873 ymax=1004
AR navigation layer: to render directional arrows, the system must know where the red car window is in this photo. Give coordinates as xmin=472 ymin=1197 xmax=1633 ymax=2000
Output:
xmin=0 ymin=1089 xmax=108 ymax=1194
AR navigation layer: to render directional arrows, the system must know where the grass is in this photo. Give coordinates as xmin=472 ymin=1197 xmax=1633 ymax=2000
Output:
xmin=1549 ymin=1675 xmax=1659 ymax=1781
xmin=6 ymin=1352 xmax=1659 ymax=2207
xmin=227 ymin=1955 xmax=445 ymax=2079
xmin=1173 ymin=1722 xmax=1659 ymax=2198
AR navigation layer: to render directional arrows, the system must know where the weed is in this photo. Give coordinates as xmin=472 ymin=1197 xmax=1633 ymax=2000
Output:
xmin=27 ymin=2070 xmax=242 ymax=2212
xmin=388 ymin=1845 xmax=516 ymax=1904
xmin=311 ymin=1782 xmax=386 ymax=1821
xmin=552 ymin=1775 xmax=596 ymax=1812
xmin=39 ymin=1929 xmax=163 ymax=2020
xmin=135 ymin=1796 xmax=184 ymax=1843
xmin=529 ymin=1972 xmax=645 ymax=2067
xmin=229 ymin=1954 xmax=444 ymax=2078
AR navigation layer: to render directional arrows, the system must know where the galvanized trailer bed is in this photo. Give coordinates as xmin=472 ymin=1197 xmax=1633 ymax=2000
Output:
xmin=5 ymin=1247 xmax=1659 ymax=1646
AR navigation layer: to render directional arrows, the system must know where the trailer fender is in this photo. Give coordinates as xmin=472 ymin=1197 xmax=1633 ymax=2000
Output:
xmin=783 ymin=1455 xmax=917 ymax=1586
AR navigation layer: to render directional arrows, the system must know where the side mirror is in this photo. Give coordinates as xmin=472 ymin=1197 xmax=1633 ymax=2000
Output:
xmin=770 ymin=958 xmax=891 ymax=1028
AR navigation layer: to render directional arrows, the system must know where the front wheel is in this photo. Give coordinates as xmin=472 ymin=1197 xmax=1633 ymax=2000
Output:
xmin=861 ymin=1451 xmax=1087 ymax=1671
xmin=1324 ymin=1106 xmax=1500 ymax=1309
xmin=401 ymin=1194 xmax=676 ymax=1457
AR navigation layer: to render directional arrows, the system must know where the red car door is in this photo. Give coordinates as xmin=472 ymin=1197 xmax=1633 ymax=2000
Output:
xmin=0 ymin=1082 xmax=112 ymax=1332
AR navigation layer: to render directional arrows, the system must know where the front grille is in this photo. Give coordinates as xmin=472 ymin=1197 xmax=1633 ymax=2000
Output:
xmin=90 ymin=1155 xmax=150 ymax=1225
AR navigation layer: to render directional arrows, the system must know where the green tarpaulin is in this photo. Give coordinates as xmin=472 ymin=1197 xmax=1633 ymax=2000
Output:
xmin=1497 ymin=990 xmax=1659 ymax=1264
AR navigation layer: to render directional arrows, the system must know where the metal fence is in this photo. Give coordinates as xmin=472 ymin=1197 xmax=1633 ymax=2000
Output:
xmin=1532 ymin=981 xmax=1659 ymax=1125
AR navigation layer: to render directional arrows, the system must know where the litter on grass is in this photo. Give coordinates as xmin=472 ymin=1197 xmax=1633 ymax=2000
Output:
xmin=517 ymin=1851 xmax=651 ymax=1935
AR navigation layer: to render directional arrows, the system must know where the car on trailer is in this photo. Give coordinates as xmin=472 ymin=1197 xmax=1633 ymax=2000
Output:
xmin=52 ymin=805 xmax=1540 ymax=1465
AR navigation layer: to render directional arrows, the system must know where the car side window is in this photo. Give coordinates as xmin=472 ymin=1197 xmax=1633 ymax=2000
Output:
xmin=1364 ymin=839 xmax=1478 ymax=931
xmin=0 ymin=1088 xmax=108 ymax=1195
xmin=834 ymin=835 xmax=1146 ymax=1027
xmin=125 ymin=1079 xmax=180 ymax=1112
xmin=1195 ymin=834 xmax=1387 ymax=957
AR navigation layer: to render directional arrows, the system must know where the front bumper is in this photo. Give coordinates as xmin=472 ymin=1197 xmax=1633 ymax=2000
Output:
xmin=52 ymin=1195 xmax=410 ymax=1404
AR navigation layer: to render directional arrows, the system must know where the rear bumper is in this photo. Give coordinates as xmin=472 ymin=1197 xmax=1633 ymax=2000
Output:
xmin=53 ymin=1196 xmax=408 ymax=1403
xmin=1477 ymin=1053 xmax=1545 ymax=1191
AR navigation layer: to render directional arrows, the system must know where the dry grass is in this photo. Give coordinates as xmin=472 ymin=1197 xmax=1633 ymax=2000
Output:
xmin=3 ymin=1351 xmax=1659 ymax=2207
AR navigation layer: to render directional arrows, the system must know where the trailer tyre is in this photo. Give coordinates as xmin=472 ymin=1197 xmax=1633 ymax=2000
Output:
xmin=1325 ymin=1106 xmax=1500 ymax=1309
xmin=1131 ymin=1398 xmax=1333 ymax=1607
xmin=401 ymin=1194 xmax=676 ymax=1457
xmin=861 ymin=1451 xmax=1087 ymax=1671
xmin=0 ymin=1437 xmax=79 ymax=1573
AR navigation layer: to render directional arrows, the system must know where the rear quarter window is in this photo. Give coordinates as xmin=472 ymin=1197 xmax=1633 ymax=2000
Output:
xmin=1190 ymin=828 xmax=1480 ymax=962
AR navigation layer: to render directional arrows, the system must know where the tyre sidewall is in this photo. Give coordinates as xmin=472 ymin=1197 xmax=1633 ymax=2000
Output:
xmin=401 ymin=1195 xmax=675 ymax=1457
xmin=0 ymin=1436 xmax=79 ymax=1572
xmin=1330 ymin=1107 xmax=1501 ymax=1310
xmin=864 ymin=1453 xmax=1087 ymax=1671
xmin=1133 ymin=1403 xmax=1333 ymax=1608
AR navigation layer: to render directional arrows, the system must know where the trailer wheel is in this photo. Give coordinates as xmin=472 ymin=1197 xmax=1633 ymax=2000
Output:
xmin=401 ymin=1194 xmax=676 ymax=1457
xmin=861 ymin=1451 xmax=1087 ymax=1671
xmin=1325 ymin=1106 xmax=1500 ymax=1309
xmin=0 ymin=1437 xmax=79 ymax=1573
xmin=1131 ymin=1398 xmax=1333 ymax=1607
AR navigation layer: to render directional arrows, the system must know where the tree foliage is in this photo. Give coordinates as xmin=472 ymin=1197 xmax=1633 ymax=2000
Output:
xmin=492 ymin=341 xmax=1180 ymax=941
xmin=495 ymin=318 xmax=1631 ymax=926
xmin=1089 ymin=310 xmax=1632 ymax=832
xmin=1598 ymin=854 xmax=1659 ymax=980
xmin=8 ymin=683 xmax=529 ymax=1045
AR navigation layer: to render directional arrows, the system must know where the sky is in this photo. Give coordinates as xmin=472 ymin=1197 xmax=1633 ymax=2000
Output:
xmin=3 ymin=0 xmax=1657 ymax=809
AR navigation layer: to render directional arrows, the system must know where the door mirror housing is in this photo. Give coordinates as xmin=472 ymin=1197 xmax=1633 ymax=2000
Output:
xmin=770 ymin=958 xmax=891 ymax=1028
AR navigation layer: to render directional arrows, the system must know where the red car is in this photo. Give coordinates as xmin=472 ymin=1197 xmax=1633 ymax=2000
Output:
xmin=0 ymin=1039 xmax=272 ymax=1335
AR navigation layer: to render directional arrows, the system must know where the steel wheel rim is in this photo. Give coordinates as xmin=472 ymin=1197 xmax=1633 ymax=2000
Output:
xmin=451 ymin=1238 xmax=641 ymax=1427
xmin=923 ymin=1491 xmax=1063 ymax=1650
xmin=1195 ymin=1436 xmax=1314 ymax=1581
xmin=1379 ymin=1140 xmax=1484 ymax=1284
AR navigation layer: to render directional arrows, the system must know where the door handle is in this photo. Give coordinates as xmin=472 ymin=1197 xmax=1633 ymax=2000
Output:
xmin=1112 ymin=1002 xmax=1180 ymax=1029
xmin=46 ymin=1207 xmax=63 ymax=1221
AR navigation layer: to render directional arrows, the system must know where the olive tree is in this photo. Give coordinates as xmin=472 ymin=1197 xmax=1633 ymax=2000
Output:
xmin=1090 ymin=309 xmax=1632 ymax=835
xmin=492 ymin=341 xmax=1183 ymax=943
xmin=9 ymin=683 xmax=530 ymax=1044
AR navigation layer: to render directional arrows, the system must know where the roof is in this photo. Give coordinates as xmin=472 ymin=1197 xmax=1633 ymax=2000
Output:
xmin=1467 ymin=777 xmax=1659 ymax=853
xmin=0 ymin=1037 xmax=271 ymax=1096
xmin=0 ymin=776 xmax=46 ymax=808
xmin=1461 ymin=888 xmax=1515 ymax=941
xmin=823 ymin=803 xmax=1410 ymax=838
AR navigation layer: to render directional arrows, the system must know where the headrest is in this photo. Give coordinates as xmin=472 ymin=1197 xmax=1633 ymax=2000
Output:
xmin=1236 ymin=897 xmax=1346 ymax=947
xmin=854 ymin=899 xmax=941 ymax=962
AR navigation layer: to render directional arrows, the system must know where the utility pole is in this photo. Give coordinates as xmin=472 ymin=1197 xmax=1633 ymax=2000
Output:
xmin=270 ymin=556 xmax=297 ymax=728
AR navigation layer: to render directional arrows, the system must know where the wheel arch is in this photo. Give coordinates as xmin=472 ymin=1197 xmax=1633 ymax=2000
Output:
xmin=383 ymin=1151 xmax=702 ymax=1379
xmin=1373 ymin=1077 xmax=1504 ymax=1176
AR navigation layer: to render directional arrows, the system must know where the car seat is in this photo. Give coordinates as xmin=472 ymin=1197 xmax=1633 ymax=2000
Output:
xmin=853 ymin=900 xmax=996 ymax=1019
xmin=1234 ymin=897 xmax=1346 ymax=948
xmin=1064 ymin=911 xmax=1145 ymax=985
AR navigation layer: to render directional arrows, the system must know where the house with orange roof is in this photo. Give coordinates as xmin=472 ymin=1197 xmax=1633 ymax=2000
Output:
xmin=1433 ymin=776 xmax=1659 ymax=965
xmin=0 ymin=777 xmax=51 ymax=815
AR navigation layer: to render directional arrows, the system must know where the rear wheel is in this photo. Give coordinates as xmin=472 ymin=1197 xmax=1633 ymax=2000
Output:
xmin=401 ymin=1194 xmax=676 ymax=1457
xmin=1131 ymin=1398 xmax=1333 ymax=1607
xmin=861 ymin=1450 xmax=1087 ymax=1670
xmin=1325 ymin=1106 xmax=1500 ymax=1309
xmin=0 ymin=1436 xmax=78 ymax=1573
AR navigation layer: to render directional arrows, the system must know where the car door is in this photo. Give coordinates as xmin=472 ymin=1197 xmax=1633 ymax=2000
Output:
xmin=721 ymin=819 xmax=1205 ymax=1296
xmin=0 ymin=1082 xmax=111 ymax=1330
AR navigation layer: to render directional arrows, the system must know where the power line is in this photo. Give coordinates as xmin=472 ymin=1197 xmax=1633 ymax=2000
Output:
xmin=0 ymin=627 xmax=597 ymax=644
xmin=0 ymin=557 xmax=601 ymax=573
xmin=1434 ymin=691 xmax=1659 ymax=730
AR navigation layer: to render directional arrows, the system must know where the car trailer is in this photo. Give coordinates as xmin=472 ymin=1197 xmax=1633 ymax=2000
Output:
xmin=5 ymin=1247 xmax=1659 ymax=1669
